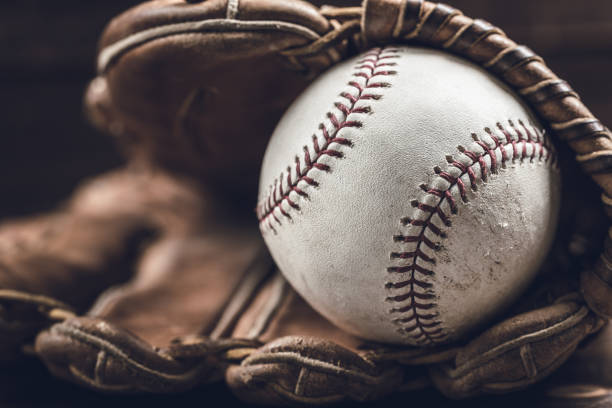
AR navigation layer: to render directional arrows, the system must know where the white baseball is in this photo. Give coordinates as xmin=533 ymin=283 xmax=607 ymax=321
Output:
xmin=257 ymin=46 xmax=560 ymax=346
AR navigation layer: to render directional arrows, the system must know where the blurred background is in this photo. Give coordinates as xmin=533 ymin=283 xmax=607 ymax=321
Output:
xmin=0 ymin=0 xmax=611 ymax=407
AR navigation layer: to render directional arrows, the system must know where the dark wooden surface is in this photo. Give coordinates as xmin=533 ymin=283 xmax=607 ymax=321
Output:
xmin=0 ymin=1 xmax=611 ymax=407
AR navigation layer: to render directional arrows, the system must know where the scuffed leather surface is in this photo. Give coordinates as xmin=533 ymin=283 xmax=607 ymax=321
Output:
xmin=0 ymin=0 xmax=609 ymax=406
xmin=0 ymin=169 xmax=204 ymax=360
xmin=87 ymin=0 xmax=340 ymax=202
xmin=430 ymin=301 xmax=604 ymax=398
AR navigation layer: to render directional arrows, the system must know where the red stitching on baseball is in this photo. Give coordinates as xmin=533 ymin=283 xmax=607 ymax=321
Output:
xmin=393 ymin=313 xmax=438 ymax=323
xmin=257 ymin=48 xmax=557 ymax=346
xmin=387 ymin=120 xmax=555 ymax=345
xmin=387 ymin=264 xmax=434 ymax=275
xmin=257 ymin=47 xmax=397 ymax=228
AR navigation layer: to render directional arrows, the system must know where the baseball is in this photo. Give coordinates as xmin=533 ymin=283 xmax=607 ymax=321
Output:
xmin=257 ymin=46 xmax=560 ymax=346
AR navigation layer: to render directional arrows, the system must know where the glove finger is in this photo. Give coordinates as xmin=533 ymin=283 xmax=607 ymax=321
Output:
xmin=226 ymin=273 xmax=432 ymax=405
xmin=0 ymin=169 xmax=182 ymax=360
xmin=0 ymin=168 xmax=209 ymax=360
xmin=36 ymin=220 xmax=268 ymax=392
xmin=226 ymin=336 xmax=419 ymax=406
xmin=34 ymin=316 xmax=210 ymax=392
xmin=88 ymin=0 xmax=346 ymax=200
xmin=429 ymin=299 xmax=605 ymax=398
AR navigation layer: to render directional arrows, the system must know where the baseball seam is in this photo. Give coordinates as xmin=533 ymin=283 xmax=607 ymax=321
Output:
xmin=257 ymin=47 xmax=398 ymax=232
xmin=258 ymin=47 xmax=557 ymax=346
xmin=387 ymin=119 xmax=556 ymax=345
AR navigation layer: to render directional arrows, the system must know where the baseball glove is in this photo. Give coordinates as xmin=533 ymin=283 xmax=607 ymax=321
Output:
xmin=1 ymin=0 xmax=611 ymax=405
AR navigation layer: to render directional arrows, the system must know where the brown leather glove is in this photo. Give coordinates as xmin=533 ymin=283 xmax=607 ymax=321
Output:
xmin=0 ymin=169 xmax=206 ymax=360
xmin=1 ymin=0 xmax=610 ymax=406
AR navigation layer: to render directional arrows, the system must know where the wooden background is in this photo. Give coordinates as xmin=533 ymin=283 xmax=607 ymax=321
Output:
xmin=0 ymin=1 xmax=611 ymax=407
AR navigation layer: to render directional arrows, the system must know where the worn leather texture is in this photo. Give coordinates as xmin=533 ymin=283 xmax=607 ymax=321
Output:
xmin=0 ymin=0 xmax=610 ymax=406
xmin=85 ymin=0 xmax=340 ymax=202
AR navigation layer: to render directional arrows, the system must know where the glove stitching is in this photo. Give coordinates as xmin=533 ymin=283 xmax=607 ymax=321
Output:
xmin=445 ymin=305 xmax=588 ymax=379
xmin=243 ymin=351 xmax=379 ymax=383
xmin=226 ymin=0 xmax=240 ymax=20
xmin=51 ymin=323 xmax=203 ymax=385
xmin=97 ymin=20 xmax=322 ymax=74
